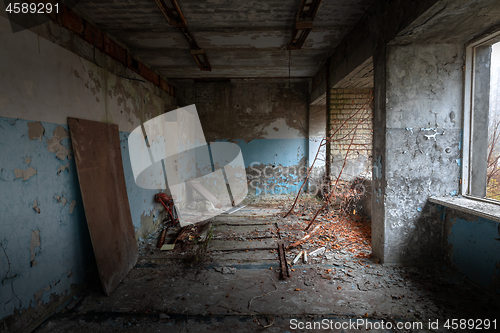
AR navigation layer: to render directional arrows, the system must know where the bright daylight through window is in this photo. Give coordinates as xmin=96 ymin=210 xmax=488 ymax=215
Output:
xmin=464 ymin=33 xmax=500 ymax=201
xmin=487 ymin=42 xmax=500 ymax=199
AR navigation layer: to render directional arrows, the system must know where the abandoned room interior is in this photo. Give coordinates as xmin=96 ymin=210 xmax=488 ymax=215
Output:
xmin=1 ymin=0 xmax=500 ymax=332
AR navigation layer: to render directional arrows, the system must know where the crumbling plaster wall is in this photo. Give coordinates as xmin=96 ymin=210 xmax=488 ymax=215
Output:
xmin=371 ymin=43 xmax=463 ymax=263
xmin=0 ymin=15 xmax=174 ymax=329
xmin=175 ymin=80 xmax=309 ymax=196
xmin=365 ymin=0 xmax=500 ymax=265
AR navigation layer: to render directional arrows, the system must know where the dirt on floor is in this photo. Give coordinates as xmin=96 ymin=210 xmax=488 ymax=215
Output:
xmin=33 ymin=196 xmax=500 ymax=333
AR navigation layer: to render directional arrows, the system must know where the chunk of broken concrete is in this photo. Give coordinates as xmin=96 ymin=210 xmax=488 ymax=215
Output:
xmin=214 ymin=267 xmax=236 ymax=274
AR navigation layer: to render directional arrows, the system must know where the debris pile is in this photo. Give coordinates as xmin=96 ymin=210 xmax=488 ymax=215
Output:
xmin=139 ymin=220 xmax=212 ymax=256
xmin=276 ymin=195 xmax=372 ymax=265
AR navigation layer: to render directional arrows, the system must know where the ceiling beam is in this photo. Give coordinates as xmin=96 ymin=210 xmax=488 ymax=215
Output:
xmin=154 ymin=0 xmax=211 ymax=71
xmin=287 ymin=0 xmax=322 ymax=50
xmin=153 ymin=0 xmax=186 ymax=27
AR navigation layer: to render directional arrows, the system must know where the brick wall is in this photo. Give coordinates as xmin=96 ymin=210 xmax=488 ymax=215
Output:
xmin=329 ymin=88 xmax=373 ymax=178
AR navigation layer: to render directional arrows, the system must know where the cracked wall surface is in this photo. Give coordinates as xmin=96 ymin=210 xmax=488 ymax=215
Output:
xmin=0 ymin=13 xmax=175 ymax=330
xmin=372 ymin=44 xmax=463 ymax=263
xmin=0 ymin=118 xmax=92 ymax=330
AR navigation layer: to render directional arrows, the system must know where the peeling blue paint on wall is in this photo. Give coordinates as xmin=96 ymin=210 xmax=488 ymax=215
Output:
xmin=230 ymin=138 xmax=307 ymax=168
xmin=0 ymin=117 xmax=91 ymax=321
xmin=447 ymin=216 xmax=500 ymax=289
xmin=0 ymin=117 xmax=161 ymax=322
xmin=216 ymin=138 xmax=308 ymax=195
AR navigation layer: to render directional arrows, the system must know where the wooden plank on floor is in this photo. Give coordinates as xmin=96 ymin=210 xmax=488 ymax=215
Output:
xmin=212 ymin=216 xmax=275 ymax=226
xmin=208 ymin=239 xmax=277 ymax=251
xmin=68 ymin=118 xmax=138 ymax=296
xmin=212 ymin=225 xmax=276 ymax=238
xmin=229 ymin=208 xmax=281 ymax=216
xmin=209 ymin=251 xmax=277 ymax=261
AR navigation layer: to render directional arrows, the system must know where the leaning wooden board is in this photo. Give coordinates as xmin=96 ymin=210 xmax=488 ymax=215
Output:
xmin=68 ymin=118 xmax=137 ymax=296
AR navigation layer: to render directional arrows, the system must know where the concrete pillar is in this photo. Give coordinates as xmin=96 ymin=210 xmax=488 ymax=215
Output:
xmin=308 ymin=104 xmax=326 ymax=194
xmin=372 ymin=44 xmax=463 ymax=263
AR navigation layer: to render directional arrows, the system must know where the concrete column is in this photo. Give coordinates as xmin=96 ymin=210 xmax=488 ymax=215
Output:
xmin=372 ymin=44 xmax=463 ymax=263
xmin=308 ymin=104 xmax=326 ymax=194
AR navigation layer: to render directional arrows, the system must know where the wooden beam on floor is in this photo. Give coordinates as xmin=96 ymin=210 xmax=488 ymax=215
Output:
xmin=278 ymin=243 xmax=291 ymax=279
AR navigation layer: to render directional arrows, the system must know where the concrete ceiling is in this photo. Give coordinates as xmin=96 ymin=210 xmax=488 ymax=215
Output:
xmin=392 ymin=0 xmax=500 ymax=45
xmin=75 ymin=0 xmax=373 ymax=79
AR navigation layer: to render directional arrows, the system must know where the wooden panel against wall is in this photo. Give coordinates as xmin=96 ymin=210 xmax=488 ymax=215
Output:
xmin=68 ymin=117 xmax=138 ymax=296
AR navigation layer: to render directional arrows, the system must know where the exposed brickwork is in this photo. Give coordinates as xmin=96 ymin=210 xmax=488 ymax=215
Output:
xmin=329 ymin=88 xmax=373 ymax=159
xmin=103 ymin=34 xmax=127 ymax=65
xmin=61 ymin=5 xmax=84 ymax=35
xmin=83 ymin=23 xmax=104 ymax=50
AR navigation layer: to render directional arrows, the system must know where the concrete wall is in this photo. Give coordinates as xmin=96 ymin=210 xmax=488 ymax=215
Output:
xmin=0 ymin=15 xmax=175 ymax=330
xmin=309 ymin=0 xmax=500 ymax=266
xmin=372 ymin=44 xmax=463 ymax=263
xmin=308 ymin=104 xmax=326 ymax=196
xmin=175 ymin=80 xmax=309 ymax=196
xmin=440 ymin=207 xmax=500 ymax=293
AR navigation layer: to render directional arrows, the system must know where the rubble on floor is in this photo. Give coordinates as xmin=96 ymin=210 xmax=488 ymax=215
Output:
xmin=33 ymin=196 xmax=500 ymax=333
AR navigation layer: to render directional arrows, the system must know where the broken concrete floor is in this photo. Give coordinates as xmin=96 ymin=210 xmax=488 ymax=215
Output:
xmin=34 ymin=204 xmax=499 ymax=332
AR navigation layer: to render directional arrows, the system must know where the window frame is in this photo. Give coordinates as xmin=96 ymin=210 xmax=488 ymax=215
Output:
xmin=462 ymin=28 xmax=500 ymax=203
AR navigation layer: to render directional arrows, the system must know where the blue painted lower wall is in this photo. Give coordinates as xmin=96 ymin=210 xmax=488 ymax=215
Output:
xmin=439 ymin=205 xmax=500 ymax=293
xmin=0 ymin=115 xmax=311 ymax=325
xmin=0 ymin=116 xmax=161 ymax=322
xmin=217 ymin=138 xmax=308 ymax=196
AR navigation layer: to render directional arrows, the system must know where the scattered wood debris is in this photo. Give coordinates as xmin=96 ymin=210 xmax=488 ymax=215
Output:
xmin=277 ymin=195 xmax=372 ymax=260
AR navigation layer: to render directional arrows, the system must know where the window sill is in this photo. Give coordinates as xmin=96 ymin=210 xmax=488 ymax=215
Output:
xmin=429 ymin=196 xmax=500 ymax=223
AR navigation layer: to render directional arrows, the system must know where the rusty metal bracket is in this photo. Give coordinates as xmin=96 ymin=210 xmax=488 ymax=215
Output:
xmin=154 ymin=0 xmax=211 ymax=71
xmin=287 ymin=0 xmax=322 ymax=50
